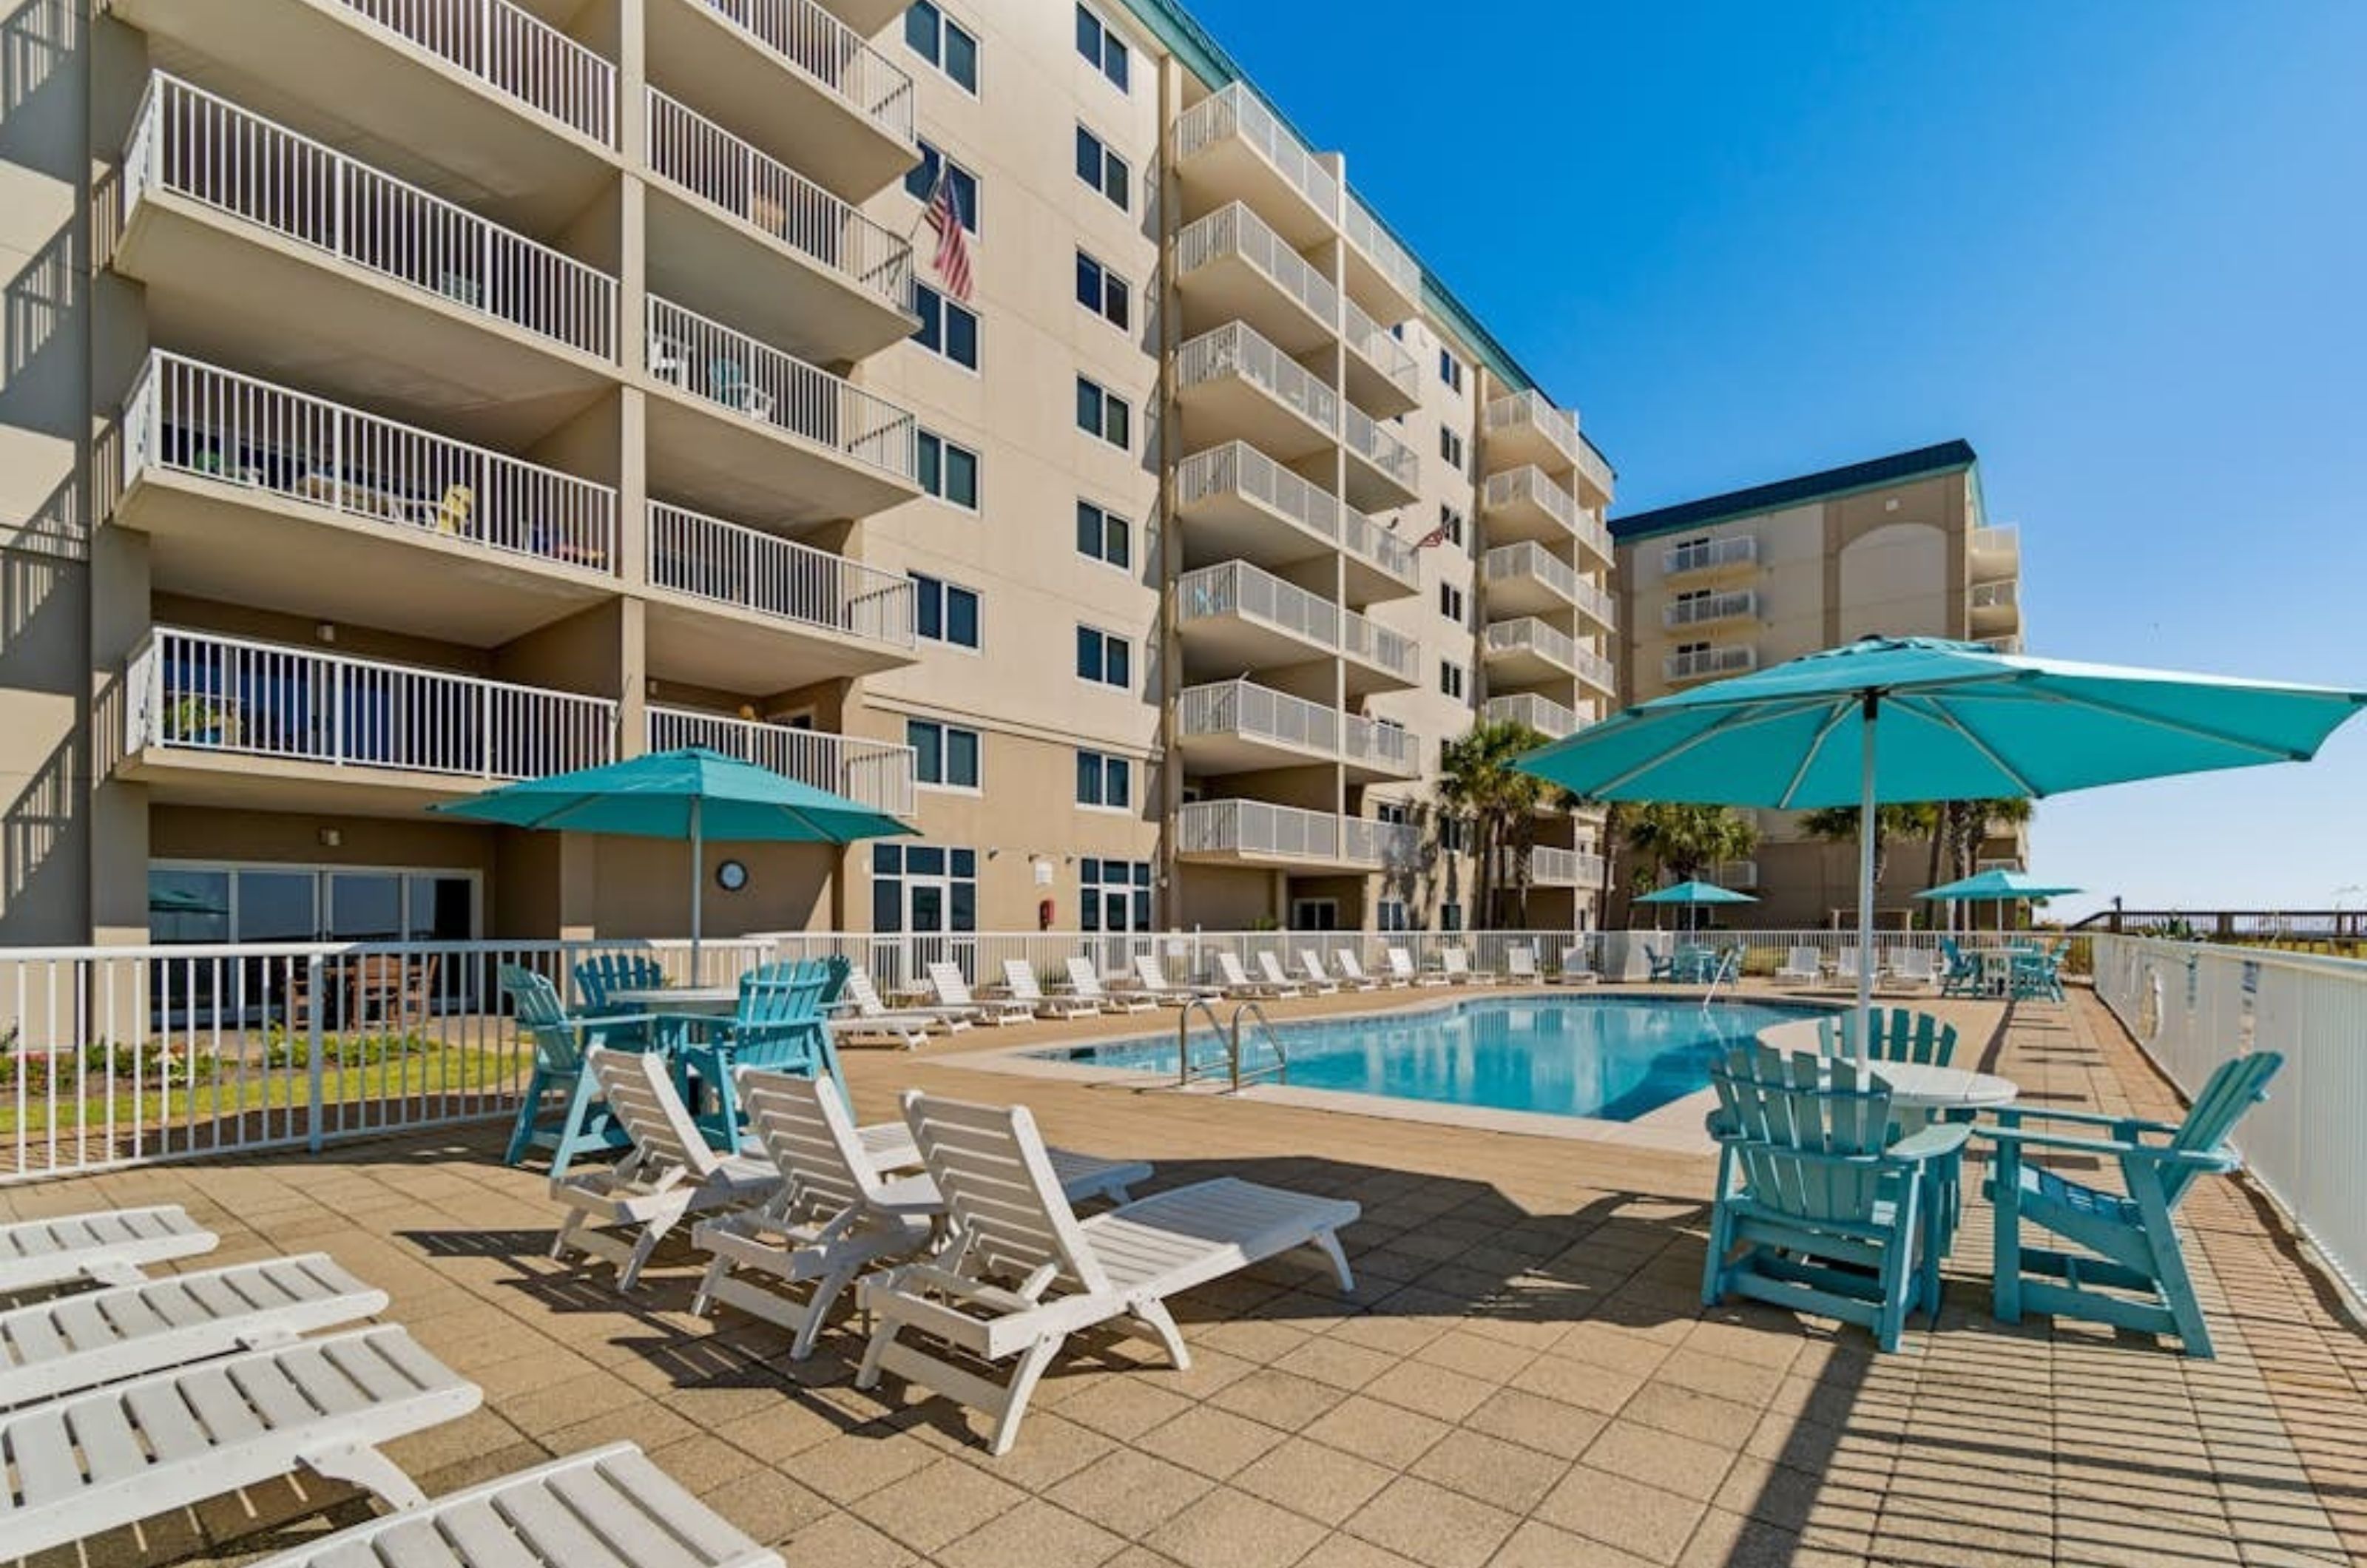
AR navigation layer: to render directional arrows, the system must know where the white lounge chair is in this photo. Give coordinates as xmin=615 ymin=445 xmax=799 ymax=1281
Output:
xmin=1834 ymin=947 xmax=1874 ymax=984
xmin=1337 ymin=950 xmax=1401 ymax=989
xmin=232 ymin=1444 xmax=780 ymax=1568
xmin=1065 ymin=956 xmax=1157 ymax=1013
xmin=1505 ymin=946 xmax=1542 ymax=984
xmin=840 ymin=967 xmax=969 ymax=1044
xmin=1552 ymin=945 xmax=1601 ymax=985
xmin=1439 ymin=947 xmax=1499 ymax=985
xmin=1313 ymin=949 xmax=1378 ymax=991
xmin=0 ymin=1325 xmax=479 ymax=1558
xmin=1269 ymin=950 xmax=1333 ymax=995
xmin=928 ymin=960 xmax=1033 ymax=1026
xmin=857 ymin=1091 xmax=1360 ymax=1455
xmin=1132 ymin=953 xmax=1223 ymax=1006
xmin=1215 ymin=950 xmax=1297 ymax=998
xmin=695 ymin=1070 xmax=1150 ymax=1359
xmin=0 ymin=1203 xmax=216 ymax=1295
xmin=1002 ymin=958 xmax=1102 ymax=1019
xmin=1890 ymin=947 xmax=1939 ymax=989
xmin=1388 ymin=946 xmax=1451 ymax=987
xmin=1775 ymin=946 xmax=1823 ymax=984
xmin=0 ymin=1251 xmax=386 ymax=1408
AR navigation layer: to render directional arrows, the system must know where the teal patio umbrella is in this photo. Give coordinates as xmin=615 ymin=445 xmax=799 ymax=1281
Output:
xmin=431 ymin=747 xmax=914 ymax=969
xmin=1918 ymin=868 xmax=2084 ymax=937
xmin=1635 ymin=879 xmax=1757 ymax=934
xmin=1519 ymin=636 xmax=2366 ymax=1044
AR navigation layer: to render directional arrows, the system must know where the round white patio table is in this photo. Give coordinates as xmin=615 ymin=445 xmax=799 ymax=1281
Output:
xmin=602 ymin=985 xmax=740 ymax=1012
xmin=1871 ymin=1061 xmax=2019 ymax=1115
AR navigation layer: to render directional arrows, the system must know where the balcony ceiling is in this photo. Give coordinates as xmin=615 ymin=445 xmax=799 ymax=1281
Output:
xmin=120 ymin=748 xmax=504 ymax=819
xmin=641 ymin=595 xmax=916 ymax=692
xmin=644 ymin=189 xmax=917 ymax=366
xmin=642 ymin=385 xmax=919 ymax=529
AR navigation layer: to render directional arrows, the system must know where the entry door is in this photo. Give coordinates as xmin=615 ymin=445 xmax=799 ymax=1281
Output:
xmin=1291 ymin=898 xmax=1340 ymax=932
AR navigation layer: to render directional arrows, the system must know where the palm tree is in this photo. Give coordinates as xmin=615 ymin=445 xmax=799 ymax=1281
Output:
xmin=1434 ymin=718 xmax=1552 ymax=927
xmin=1798 ymin=802 xmax=1935 ymax=903
xmin=1621 ymin=802 xmax=1760 ymax=890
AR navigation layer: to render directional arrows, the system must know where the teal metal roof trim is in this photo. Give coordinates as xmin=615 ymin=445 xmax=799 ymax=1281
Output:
xmin=1610 ymin=440 xmax=1978 ymax=544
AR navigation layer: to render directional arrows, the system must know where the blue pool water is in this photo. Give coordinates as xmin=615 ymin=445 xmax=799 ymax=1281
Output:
xmin=1030 ymin=997 xmax=1824 ymax=1122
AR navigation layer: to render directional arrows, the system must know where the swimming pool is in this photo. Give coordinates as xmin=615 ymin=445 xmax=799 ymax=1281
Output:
xmin=1028 ymin=996 xmax=1827 ymax=1123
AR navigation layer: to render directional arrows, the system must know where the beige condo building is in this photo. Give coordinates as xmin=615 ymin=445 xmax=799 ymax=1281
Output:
xmin=1 ymin=0 xmax=1615 ymax=950
xmin=1613 ymin=440 xmax=2026 ymax=928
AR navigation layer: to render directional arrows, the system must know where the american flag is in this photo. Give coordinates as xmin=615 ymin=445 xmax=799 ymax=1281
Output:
xmin=1412 ymin=521 xmax=1452 ymax=550
xmin=925 ymin=167 xmax=973 ymax=303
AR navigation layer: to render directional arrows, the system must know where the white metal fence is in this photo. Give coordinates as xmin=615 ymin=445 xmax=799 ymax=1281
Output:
xmin=330 ymin=0 xmax=615 ymax=143
xmin=646 ymin=500 xmax=914 ymax=647
xmin=2091 ymin=935 xmax=2366 ymax=1301
xmin=695 ymin=0 xmax=914 ymax=149
xmin=644 ymin=706 xmax=916 ymax=817
xmin=647 ymin=296 xmax=916 ymax=479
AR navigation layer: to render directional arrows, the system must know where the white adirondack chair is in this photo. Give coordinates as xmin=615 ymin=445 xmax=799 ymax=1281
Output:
xmin=927 ymin=960 xmax=1033 ymax=1025
xmin=1065 ymin=956 xmax=1156 ymax=1013
xmin=1002 ymin=958 xmax=1101 ymax=1018
xmin=0 ymin=1204 xmax=216 ymax=1294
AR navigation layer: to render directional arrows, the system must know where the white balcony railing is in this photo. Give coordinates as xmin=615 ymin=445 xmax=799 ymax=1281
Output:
xmin=1342 ymin=193 xmax=1420 ymax=304
xmin=1483 ymin=540 xmax=1578 ymax=602
xmin=1972 ymin=523 xmax=2020 ymax=559
xmin=1979 ymin=635 xmax=2025 ymax=655
xmin=1484 ymin=388 xmax=1580 ymax=464
xmin=1175 ymin=321 xmax=1337 ymax=439
xmin=124 ymin=351 xmax=618 ymax=571
xmin=1338 ymin=604 xmax=1419 ymax=682
xmin=646 ymin=501 xmax=915 ymax=647
xmin=1485 ymin=464 xmax=1578 ymax=531
xmin=644 ymin=88 xmax=911 ymax=313
xmin=125 ymin=74 xmax=618 ymax=361
xmin=1343 ymin=402 xmax=1419 ymax=490
xmin=1575 ymin=506 xmax=1615 ymax=565
xmin=1664 ymin=589 xmax=1758 ymax=629
xmin=1343 ymin=715 xmax=1419 ymax=774
xmin=1342 ymin=295 xmax=1418 ymax=403
xmin=127 ymin=628 xmax=615 ymax=778
xmin=1485 ymin=618 xmax=1616 ymax=692
xmin=1573 ymin=433 xmax=1615 ymax=503
xmin=1176 ymin=680 xmax=1337 ymax=755
xmin=1715 ymin=859 xmax=1759 ymax=889
xmin=1177 ymin=799 xmax=1417 ymax=868
xmin=1483 ymin=693 xmax=1594 ymax=740
xmin=646 ymin=706 xmax=914 ymax=817
xmin=1971 ymin=579 xmax=2019 ymax=611
xmin=695 ymin=0 xmax=915 ymax=152
xmin=1173 ymin=203 xmax=1336 ymax=328
xmin=1175 ymin=561 xmax=1418 ymax=683
xmin=1572 ymin=575 xmax=1618 ymax=630
xmin=1172 ymin=81 xmax=1339 ymax=225
xmin=1518 ymin=846 xmax=1607 ymax=888
xmin=1664 ymin=533 xmax=1756 ymax=575
xmin=646 ymin=296 xmax=917 ymax=481
xmin=1665 ymin=643 xmax=1757 ymax=682
xmin=328 ymin=0 xmax=615 ymax=143
xmin=1175 ymin=443 xmax=1415 ymax=587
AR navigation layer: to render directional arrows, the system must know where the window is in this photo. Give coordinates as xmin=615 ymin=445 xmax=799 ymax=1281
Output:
xmin=912 ymin=284 xmax=979 ymax=371
xmin=1074 ymin=251 xmax=1130 ymax=331
xmin=911 ymin=573 xmax=982 ymax=649
xmin=1080 ymin=857 xmax=1152 ymax=931
xmin=903 ymin=143 xmax=979 ymax=234
xmin=1439 ymin=660 xmax=1465 ymax=700
xmin=1075 ymin=4 xmax=1129 ymax=90
xmin=1438 ymin=582 xmax=1465 ymax=626
xmin=903 ymin=2 xmax=977 ymax=93
xmin=1075 ymin=750 xmax=1132 ymax=809
xmin=1439 ymin=426 xmax=1465 ymax=470
xmin=1076 ymin=500 xmax=1131 ymax=570
xmin=1076 ymin=375 xmax=1130 ymax=449
xmin=1074 ymin=125 xmax=1130 ymax=211
xmin=1376 ymin=801 xmax=1410 ymax=827
xmin=1440 ymin=816 xmax=1468 ymax=854
xmin=1677 ymin=639 xmax=1710 ymax=658
xmin=1376 ymin=899 xmax=1410 ymax=933
xmin=871 ymin=842 xmax=978 ymax=935
xmin=1076 ymin=625 xmax=1131 ymax=689
xmin=1438 ymin=348 xmax=1464 ymax=391
xmin=1439 ymin=504 xmax=1465 ymax=547
xmin=1440 ymin=901 xmax=1465 ymax=933
xmin=916 ymin=430 xmax=979 ymax=509
xmin=907 ymin=719 xmax=982 ymax=790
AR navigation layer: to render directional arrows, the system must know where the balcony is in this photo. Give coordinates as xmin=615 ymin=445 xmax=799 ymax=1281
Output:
xmin=1173 ymin=203 xmax=1337 ymax=355
xmin=117 ymin=75 xmax=620 ymax=447
xmin=1713 ymin=859 xmax=1759 ymax=890
xmin=109 ymin=0 xmax=618 ymax=230
xmin=1573 ymin=433 xmax=1616 ymax=508
xmin=1483 ymin=541 xmax=1581 ymax=620
xmin=1173 ymin=82 xmax=1340 ymax=248
xmin=1483 ymin=693 xmax=1598 ymax=741
xmin=1481 ymin=464 xmax=1579 ymax=547
xmin=643 ymin=89 xmax=916 ymax=362
xmin=1342 ymin=404 xmax=1421 ymax=510
xmin=647 ymin=0 xmax=917 ymax=198
xmin=1518 ymin=846 xmax=1607 ymax=889
xmin=1664 ymin=589 xmax=1759 ymax=629
xmin=1175 ymin=799 xmax=1419 ymax=871
xmin=643 ymin=501 xmax=917 ymax=688
xmin=1177 ymin=680 xmax=1337 ymax=771
xmin=1174 ymin=322 xmax=1337 ymax=462
xmin=117 ymin=353 xmax=618 ymax=644
xmin=1341 ymin=714 xmax=1422 ymax=782
xmin=1174 ymin=443 xmax=1417 ymax=603
xmin=1341 ymin=297 xmax=1419 ymax=417
xmin=643 ymin=296 xmax=919 ymax=526
xmin=646 ymin=706 xmax=914 ymax=817
xmin=1175 ymin=561 xmax=1419 ymax=695
xmin=1971 ymin=577 xmax=2021 ymax=634
xmin=1663 ymin=533 xmax=1757 ymax=578
xmin=121 ymin=627 xmax=615 ymax=814
xmin=1484 ymin=618 xmax=1617 ymax=696
xmin=1979 ymin=635 xmax=2025 ymax=656
xmin=1483 ymin=388 xmax=1580 ymax=470
xmin=1341 ymin=193 xmax=1422 ymax=322
xmin=1665 ymin=643 xmax=1757 ymax=683
xmin=1972 ymin=522 xmax=2020 ymax=578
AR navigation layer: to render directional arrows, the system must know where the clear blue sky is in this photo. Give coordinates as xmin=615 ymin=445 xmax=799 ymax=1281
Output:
xmin=1186 ymin=0 xmax=2367 ymax=920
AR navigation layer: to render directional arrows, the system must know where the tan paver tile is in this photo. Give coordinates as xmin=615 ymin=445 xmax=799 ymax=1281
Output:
xmin=931 ymin=1498 xmax=1128 ymax=1568
xmin=849 ymin=1456 xmax=1030 ymax=1553
xmin=1142 ymin=1487 xmax=1330 ymax=1568
xmin=1136 ymin=1403 xmax=1289 ymax=1480
xmin=1302 ymin=1394 xmax=1453 ymax=1469
xmin=1231 ymin=1435 xmax=1397 ymax=1527
xmin=1047 ymin=1449 xmax=1221 ymax=1539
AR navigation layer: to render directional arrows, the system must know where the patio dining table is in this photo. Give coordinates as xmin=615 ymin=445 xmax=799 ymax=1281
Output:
xmin=602 ymin=985 xmax=741 ymax=1013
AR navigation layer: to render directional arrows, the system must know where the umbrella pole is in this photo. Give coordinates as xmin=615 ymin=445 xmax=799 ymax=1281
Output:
xmin=689 ymin=797 xmax=703 ymax=983
xmin=1854 ymin=694 xmax=1877 ymax=1057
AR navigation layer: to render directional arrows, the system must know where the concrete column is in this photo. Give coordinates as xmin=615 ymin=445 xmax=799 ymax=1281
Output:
xmin=1155 ymin=53 xmax=1184 ymax=926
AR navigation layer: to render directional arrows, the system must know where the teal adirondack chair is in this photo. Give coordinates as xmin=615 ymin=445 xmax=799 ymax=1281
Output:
xmin=1817 ymin=1007 xmax=1959 ymax=1066
xmin=1937 ymin=937 xmax=1984 ymax=998
xmin=666 ymin=959 xmax=843 ymax=1146
xmin=1982 ymin=1051 xmax=2281 ymax=1357
xmin=1702 ymin=1044 xmax=1970 ymax=1351
xmin=573 ymin=953 xmax=668 ymax=1049
xmin=499 ymin=964 xmax=635 ymax=1173
xmin=2008 ymin=946 xmax=2065 ymax=1003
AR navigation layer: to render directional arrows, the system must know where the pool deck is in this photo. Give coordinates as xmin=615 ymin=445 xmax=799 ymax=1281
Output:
xmin=10 ymin=982 xmax=2366 ymax=1567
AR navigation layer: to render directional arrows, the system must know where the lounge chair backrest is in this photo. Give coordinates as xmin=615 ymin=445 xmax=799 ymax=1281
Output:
xmin=1257 ymin=951 xmax=1295 ymax=986
xmin=927 ymin=960 xmax=976 ymax=1007
xmin=1560 ymin=946 xmax=1591 ymax=974
xmin=1300 ymin=950 xmax=1333 ymax=984
xmin=1441 ymin=947 xmax=1471 ymax=976
xmin=1835 ymin=949 xmax=1863 ymax=977
xmin=575 ymin=953 xmax=666 ymax=1011
xmin=1002 ymin=959 xmax=1046 ymax=1001
xmin=499 ymin=964 xmax=584 ymax=1076
xmin=1787 ymin=946 xmax=1818 ymax=971
xmin=1337 ymin=950 xmax=1370 ymax=981
xmin=843 ymin=968 xmax=891 ymax=1017
xmin=1216 ymin=952 xmax=1255 ymax=987
xmin=737 ymin=1068 xmax=882 ymax=1213
xmin=586 ymin=1046 xmax=720 ymax=1180
xmin=1132 ymin=954 xmax=1173 ymax=992
xmin=901 ymin=1090 xmax=1111 ymax=1297
xmin=2159 ymin=1052 xmax=2283 ymax=1206
xmin=1507 ymin=947 xmax=1538 ymax=978
xmin=1713 ymin=1044 xmax=1894 ymax=1226
xmin=1065 ymin=956 xmax=1109 ymax=998
xmin=1387 ymin=947 xmax=1417 ymax=979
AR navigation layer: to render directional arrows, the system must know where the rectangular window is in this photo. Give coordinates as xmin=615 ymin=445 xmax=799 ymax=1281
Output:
xmin=907 ymin=719 xmax=982 ymax=789
xmin=1438 ymin=582 xmax=1465 ymax=625
xmin=904 ymin=142 xmax=980 ymax=234
xmin=1438 ymin=348 xmax=1464 ymax=391
xmin=1439 ymin=426 xmax=1464 ymax=469
xmin=1075 ymin=4 xmax=1129 ymax=89
xmin=903 ymin=2 xmax=978 ymax=93
xmin=1439 ymin=660 xmax=1465 ymax=700
xmin=911 ymin=572 xmax=982 ymax=649
xmin=1074 ymin=251 xmax=1130 ymax=331
xmin=1376 ymin=801 xmax=1410 ymax=826
xmin=1076 ymin=625 xmax=1131 ymax=689
xmin=1440 ymin=816 xmax=1468 ymax=854
xmin=1074 ymin=125 xmax=1130 ymax=211
xmin=1076 ymin=500 xmax=1130 ymax=570
xmin=1076 ymin=375 xmax=1131 ymax=449
xmin=1079 ymin=856 xmax=1152 ymax=931
xmin=871 ymin=841 xmax=979 ymax=935
xmin=915 ymin=429 xmax=979 ymax=510
xmin=1439 ymin=504 xmax=1465 ymax=547
xmin=1075 ymin=749 xmax=1132 ymax=809
xmin=912 ymin=284 xmax=979 ymax=371
xmin=1440 ymin=901 xmax=1464 ymax=933
xmin=1377 ymin=899 xmax=1409 ymax=933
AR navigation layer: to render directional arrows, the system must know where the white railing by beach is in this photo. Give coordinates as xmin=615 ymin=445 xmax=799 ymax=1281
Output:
xmin=1341 ymin=192 xmax=1420 ymax=305
xmin=1485 ymin=464 xmax=1579 ymax=531
xmin=1176 ymin=680 xmax=1336 ymax=755
xmin=1342 ymin=295 xmax=1419 ymax=403
xmin=646 ymin=296 xmax=917 ymax=481
xmin=2092 ymin=934 xmax=2367 ymax=1302
xmin=1664 ymin=533 xmax=1756 ymax=575
xmin=1173 ymin=202 xmax=1336 ymax=328
xmin=1484 ymin=692 xmax=1595 ymax=740
xmin=644 ymin=706 xmax=914 ymax=817
xmin=126 ymin=74 xmax=618 ymax=360
xmin=124 ymin=351 xmax=617 ymax=572
xmin=329 ymin=0 xmax=614 ymax=143
xmin=1971 ymin=578 xmax=2019 ymax=611
xmin=126 ymin=628 xmax=616 ymax=779
xmin=1343 ymin=403 xmax=1419 ymax=490
xmin=1172 ymin=81 xmax=1339 ymax=223
xmin=1484 ymin=388 xmax=1580 ymax=463
xmin=1486 ymin=617 xmax=1616 ymax=692
xmin=644 ymin=88 xmax=911 ymax=312
xmin=1664 ymin=588 xmax=1758 ymax=628
xmin=695 ymin=0 xmax=914 ymax=151
xmin=1178 ymin=800 xmax=1417 ymax=868
xmin=645 ymin=501 xmax=915 ymax=648
xmin=1174 ymin=443 xmax=1416 ymax=588
xmin=1175 ymin=320 xmax=1337 ymax=438
xmin=1665 ymin=643 xmax=1757 ymax=681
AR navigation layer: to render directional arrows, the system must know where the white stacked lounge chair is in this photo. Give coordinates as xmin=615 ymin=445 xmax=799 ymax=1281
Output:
xmin=1002 ymin=958 xmax=1103 ymax=1019
xmin=1775 ymin=946 xmax=1823 ymax=984
xmin=1388 ymin=946 xmax=1451 ymax=987
xmin=1269 ymin=950 xmax=1333 ymax=995
xmin=857 ymin=1090 xmax=1360 ymax=1455
xmin=839 ymin=968 xmax=969 ymax=1044
xmin=0 ymin=1204 xmax=216 ymax=1295
xmin=1066 ymin=956 xmax=1157 ymax=1013
xmin=1216 ymin=950 xmax=1297 ymax=998
xmin=1313 ymin=949 xmax=1378 ymax=991
xmin=1889 ymin=947 xmax=1939 ymax=990
xmin=927 ymin=960 xmax=1034 ymax=1026
xmin=1553 ymin=945 xmax=1601 ymax=985
xmin=1337 ymin=950 xmax=1401 ymax=989
xmin=1439 ymin=946 xmax=1499 ymax=985
xmin=1131 ymin=953 xmax=1224 ymax=1006
xmin=1505 ymin=946 xmax=1543 ymax=984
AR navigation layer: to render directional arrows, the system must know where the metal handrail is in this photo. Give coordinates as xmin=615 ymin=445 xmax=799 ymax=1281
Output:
xmin=1228 ymin=1001 xmax=1287 ymax=1091
xmin=1176 ymin=996 xmax=1229 ymax=1087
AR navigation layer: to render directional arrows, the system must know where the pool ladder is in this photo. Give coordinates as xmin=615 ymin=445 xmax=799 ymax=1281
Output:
xmin=1176 ymin=998 xmax=1289 ymax=1092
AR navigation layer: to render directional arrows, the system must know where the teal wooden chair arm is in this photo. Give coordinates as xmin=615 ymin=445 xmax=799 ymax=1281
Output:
xmin=1885 ymin=1122 xmax=1972 ymax=1164
xmin=1981 ymin=1124 xmax=2241 ymax=1172
xmin=1987 ymin=1103 xmax=2181 ymax=1140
